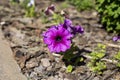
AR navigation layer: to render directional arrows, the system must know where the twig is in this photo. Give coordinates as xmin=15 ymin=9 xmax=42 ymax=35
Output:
xmin=104 ymin=42 xmax=120 ymax=48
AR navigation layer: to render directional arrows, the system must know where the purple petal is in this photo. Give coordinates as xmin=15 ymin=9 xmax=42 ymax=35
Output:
xmin=75 ymin=25 xmax=84 ymax=34
xmin=63 ymin=19 xmax=72 ymax=28
xmin=113 ymin=36 xmax=120 ymax=41
xmin=48 ymin=4 xmax=55 ymax=11
xmin=60 ymin=43 xmax=68 ymax=52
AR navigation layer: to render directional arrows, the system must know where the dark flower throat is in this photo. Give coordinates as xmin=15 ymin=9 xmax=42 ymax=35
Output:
xmin=55 ymin=36 xmax=62 ymax=41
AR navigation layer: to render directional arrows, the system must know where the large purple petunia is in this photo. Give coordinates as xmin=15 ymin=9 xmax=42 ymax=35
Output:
xmin=43 ymin=26 xmax=72 ymax=53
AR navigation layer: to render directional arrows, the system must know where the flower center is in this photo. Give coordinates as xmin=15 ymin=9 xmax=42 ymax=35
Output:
xmin=55 ymin=36 xmax=62 ymax=42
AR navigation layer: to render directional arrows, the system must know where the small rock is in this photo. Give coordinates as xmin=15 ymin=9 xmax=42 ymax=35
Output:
xmin=48 ymin=76 xmax=58 ymax=80
xmin=34 ymin=65 xmax=45 ymax=73
xmin=47 ymin=66 xmax=52 ymax=71
xmin=18 ymin=18 xmax=33 ymax=24
xmin=92 ymin=11 xmax=98 ymax=16
xmin=29 ymin=72 xmax=37 ymax=78
xmin=26 ymin=58 xmax=38 ymax=69
xmin=54 ymin=75 xmax=59 ymax=78
xmin=58 ymin=72 xmax=63 ymax=78
xmin=93 ymin=77 xmax=100 ymax=80
xmin=64 ymin=78 xmax=69 ymax=80
xmin=55 ymin=63 xmax=62 ymax=69
xmin=41 ymin=58 xmax=50 ymax=67
xmin=55 ymin=57 xmax=60 ymax=63
xmin=58 ymin=78 xmax=64 ymax=80
xmin=41 ymin=79 xmax=47 ymax=80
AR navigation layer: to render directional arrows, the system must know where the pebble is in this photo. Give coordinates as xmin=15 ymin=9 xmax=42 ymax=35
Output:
xmin=26 ymin=58 xmax=38 ymax=69
xmin=41 ymin=58 xmax=50 ymax=67
xmin=34 ymin=65 xmax=45 ymax=73
xmin=58 ymin=72 xmax=64 ymax=78
xmin=64 ymin=78 xmax=69 ymax=80
xmin=29 ymin=72 xmax=37 ymax=78
xmin=47 ymin=76 xmax=58 ymax=80
xmin=93 ymin=77 xmax=100 ymax=80
xmin=47 ymin=66 xmax=52 ymax=71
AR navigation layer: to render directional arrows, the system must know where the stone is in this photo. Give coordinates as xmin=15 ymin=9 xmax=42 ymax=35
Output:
xmin=0 ymin=27 xmax=27 ymax=80
xmin=41 ymin=58 xmax=50 ymax=67
xmin=26 ymin=58 xmax=38 ymax=69
xmin=93 ymin=77 xmax=100 ymax=80
xmin=47 ymin=76 xmax=58 ymax=80
xmin=47 ymin=66 xmax=52 ymax=71
xmin=64 ymin=78 xmax=69 ymax=80
xmin=29 ymin=72 xmax=37 ymax=78
xmin=58 ymin=72 xmax=63 ymax=78
xmin=34 ymin=65 xmax=45 ymax=73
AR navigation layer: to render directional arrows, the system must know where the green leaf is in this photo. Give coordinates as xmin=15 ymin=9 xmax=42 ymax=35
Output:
xmin=114 ymin=52 xmax=120 ymax=61
xmin=66 ymin=65 xmax=73 ymax=73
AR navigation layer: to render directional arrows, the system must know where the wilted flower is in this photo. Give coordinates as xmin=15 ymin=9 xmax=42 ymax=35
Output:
xmin=75 ymin=25 xmax=84 ymax=34
xmin=113 ymin=36 xmax=120 ymax=41
xmin=43 ymin=26 xmax=72 ymax=53
xmin=45 ymin=4 xmax=55 ymax=15
xmin=63 ymin=19 xmax=84 ymax=35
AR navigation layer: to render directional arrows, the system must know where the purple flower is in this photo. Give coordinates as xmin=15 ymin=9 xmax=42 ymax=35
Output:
xmin=63 ymin=19 xmax=84 ymax=35
xmin=45 ymin=4 xmax=55 ymax=15
xmin=43 ymin=26 xmax=72 ymax=53
xmin=113 ymin=36 xmax=120 ymax=41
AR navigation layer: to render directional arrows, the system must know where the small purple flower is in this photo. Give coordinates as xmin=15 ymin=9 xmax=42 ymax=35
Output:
xmin=43 ymin=26 xmax=72 ymax=53
xmin=45 ymin=4 xmax=55 ymax=15
xmin=113 ymin=36 xmax=120 ymax=41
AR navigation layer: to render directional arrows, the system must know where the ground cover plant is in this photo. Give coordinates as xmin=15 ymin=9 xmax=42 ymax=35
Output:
xmin=96 ymin=0 xmax=120 ymax=34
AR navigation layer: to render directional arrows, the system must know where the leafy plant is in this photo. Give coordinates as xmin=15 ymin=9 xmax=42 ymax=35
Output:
xmin=89 ymin=61 xmax=106 ymax=74
xmin=88 ymin=44 xmax=106 ymax=74
xmin=96 ymin=0 xmax=120 ymax=34
xmin=42 ymin=5 xmax=84 ymax=73
xmin=52 ymin=13 xmax=64 ymax=24
xmin=114 ymin=51 xmax=120 ymax=67
xmin=68 ymin=0 xmax=95 ymax=11
xmin=20 ymin=0 xmax=36 ymax=17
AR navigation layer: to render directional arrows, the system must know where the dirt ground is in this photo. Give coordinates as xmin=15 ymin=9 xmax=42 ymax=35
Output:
xmin=0 ymin=0 xmax=120 ymax=80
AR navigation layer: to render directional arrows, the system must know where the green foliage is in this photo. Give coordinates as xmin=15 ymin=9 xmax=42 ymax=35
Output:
xmin=60 ymin=1 xmax=69 ymax=9
xmin=88 ymin=44 xmax=106 ymax=74
xmin=68 ymin=0 xmax=95 ymax=11
xmin=41 ymin=7 xmax=64 ymax=24
xmin=88 ymin=61 xmax=106 ymax=74
xmin=52 ymin=13 xmax=64 ymax=24
xmin=90 ymin=44 xmax=106 ymax=60
xmin=20 ymin=0 xmax=36 ymax=17
xmin=25 ymin=5 xmax=35 ymax=17
xmin=66 ymin=65 xmax=73 ymax=73
xmin=62 ymin=44 xmax=77 ymax=61
xmin=96 ymin=0 xmax=120 ymax=34
xmin=40 ymin=11 xmax=50 ymax=24
xmin=114 ymin=51 xmax=120 ymax=67
xmin=10 ymin=0 xmax=20 ymax=6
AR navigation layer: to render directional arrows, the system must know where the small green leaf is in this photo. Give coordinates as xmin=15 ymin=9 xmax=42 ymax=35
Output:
xmin=66 ymin=65 xmax=73 ymax=73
